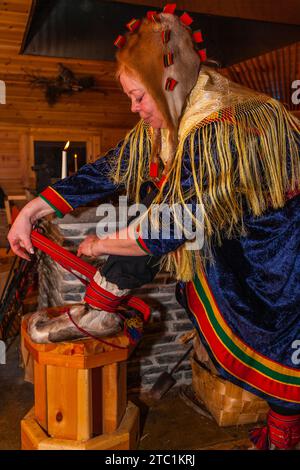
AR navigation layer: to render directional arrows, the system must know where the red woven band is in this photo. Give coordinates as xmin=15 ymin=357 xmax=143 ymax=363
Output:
xmin=114 ymin=35 xmax=126 ymax=48
xmin=193 ymin=30 xmax=203 ymax=43
xmin=198 ymin=48 xmax=207 ymax=62
xmin=268 ymin=410 xmax=300 ymax=449
xmin=163 ymin=3 xmax=176 ymax=14
xmin=150 ymin=162 xmax=159 ymax=178
xmin=165 ymin=77 xmax=178 ymax=91
xmin=250 ymin=410 xmax=300 ymax=450
xmin=31 ymin=230 xmax=96 ymax=283
xmin=84 ymin=279 xmax=127 ymax=313
xmin=126 ymin=18 xmax=141 ymax=32
xmin=147 ymin=11 xmax=159 ymax=22
xmin=180 ymin=12 xmax=193 ymax=26
xmin=31 ymin=230 xmax=150 ymax=322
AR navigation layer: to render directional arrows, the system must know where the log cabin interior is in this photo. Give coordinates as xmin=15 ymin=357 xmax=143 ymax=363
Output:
xmin=0 ymin=0 xmax=299 ymax=452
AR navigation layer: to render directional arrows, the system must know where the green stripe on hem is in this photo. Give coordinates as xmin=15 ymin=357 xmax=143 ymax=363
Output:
xmin=39 ymin=194 xmax=64 ymax=219
xmin=193 ymin=275 xmax=300 ymax=386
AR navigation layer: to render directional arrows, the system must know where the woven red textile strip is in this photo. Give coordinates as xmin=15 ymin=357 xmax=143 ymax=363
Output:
xmin=150 ymin=162 xmax=159 ymax=178
xmin=165 ymin=77 xmax=178 ymax=91
xmin=31 ymin=230 xmax=96 ymax=282
xmin=180 ymin=12 xmax=193 ymax=26
xmin=147 ymin=11 xmax=158 ymax=21
xmin=31 ymin=230 xmax=151 ymax=323
xmin=126 ymin=18 xmax=141 ymax=32
xmin=114 ymin=35 xmax=126 ymax=48
xmin=198 ymin=48 xmax=207 ymax=62
xmin=163 ymin=4 xmax=176 ymax=14
xmin=193 ymin=30 xmax=203 ymax=43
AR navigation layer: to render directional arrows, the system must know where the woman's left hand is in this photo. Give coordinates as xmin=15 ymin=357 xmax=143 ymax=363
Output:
xmin=77 ymin=235 xmax=103 ymax=258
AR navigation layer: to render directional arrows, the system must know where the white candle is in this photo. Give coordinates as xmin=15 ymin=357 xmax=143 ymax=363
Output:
xmin=61 ymin=141 xmax=70 ymax=179
xmin=74 ymin=153 xmax=78 ymax=173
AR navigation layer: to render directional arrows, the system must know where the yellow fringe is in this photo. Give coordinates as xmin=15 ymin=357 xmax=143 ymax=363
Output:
xmin=109 ymin=120 xmax=152 ymax=203
xmin=111 ymin=97 xmax=300 ymax=282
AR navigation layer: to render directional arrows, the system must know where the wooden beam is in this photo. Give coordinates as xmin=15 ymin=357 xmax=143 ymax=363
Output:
xmin=114 ymin=0 xmax=300 ymax=26
xmin=0 ymin=0 xmax=32 ymax=14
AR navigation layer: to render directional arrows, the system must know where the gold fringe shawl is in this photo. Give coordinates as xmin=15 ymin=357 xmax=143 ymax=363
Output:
xmin=110 ymin=86 xmax=300 ymax=282
xmin=109 ymin=120 xmax=152 ymax=203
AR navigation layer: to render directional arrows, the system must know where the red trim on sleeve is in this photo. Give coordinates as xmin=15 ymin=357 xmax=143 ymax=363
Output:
xmin=40 ymin=186 xmax=73 ymax=215
xmin=135 ymin=224 xmax=152 ymax=255
xmin=137 ymin=235 xmax=152 ymax=254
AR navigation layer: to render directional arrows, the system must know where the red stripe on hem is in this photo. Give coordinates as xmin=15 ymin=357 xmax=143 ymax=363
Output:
xmin=186 ymin=282 xmax=300 ymax=403
xmin=201 ymin=275 xmax=300 ymax=373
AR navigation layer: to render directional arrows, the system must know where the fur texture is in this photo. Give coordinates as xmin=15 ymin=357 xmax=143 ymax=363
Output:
xmin=27 ymin=273 xmax=128 ymax=343
xmin=27 ymin=304 xmax=122 ymax=343
xmin=116 ymin=13 xmax=200 ymax=170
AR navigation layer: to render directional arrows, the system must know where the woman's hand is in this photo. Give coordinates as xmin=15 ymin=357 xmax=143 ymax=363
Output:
xmin=77 ymin=224 xmax=146 ymax=258
xmin=7 ymin=210 xmax=34 ymax=260
xmin=7 ymin=197 xmax=54 ymax=260
xmin=77 ymin=235 xmax=103 ymax=258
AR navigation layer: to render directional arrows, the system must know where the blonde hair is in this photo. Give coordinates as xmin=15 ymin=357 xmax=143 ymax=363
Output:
xmin=115 ymin=62 xmax=138 ymax=82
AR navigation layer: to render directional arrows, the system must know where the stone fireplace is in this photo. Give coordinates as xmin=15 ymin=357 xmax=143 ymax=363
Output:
xmin=38 ymin=206 xmax=193 ymax=391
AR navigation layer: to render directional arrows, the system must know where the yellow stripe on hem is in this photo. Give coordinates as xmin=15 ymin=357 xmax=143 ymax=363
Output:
xmin=196 ymin=272 xmax=300 ymax=378
xmin=187 ymin=289 xmax=300 ymax=403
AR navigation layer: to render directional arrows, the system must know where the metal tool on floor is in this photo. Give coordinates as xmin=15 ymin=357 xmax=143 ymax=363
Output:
xmin=150 ymin=344 xmax=193 ymax=400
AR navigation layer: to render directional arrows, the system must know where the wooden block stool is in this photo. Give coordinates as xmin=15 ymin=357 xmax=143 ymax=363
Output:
xmin=21 ymin=314 xmax=140 ymax=450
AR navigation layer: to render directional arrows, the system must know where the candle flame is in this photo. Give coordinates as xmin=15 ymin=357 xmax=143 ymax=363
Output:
xmin=74 ymin=153 xmax=78 ymax=158
xmin=64 ymin=141 xmax=70 ymax=151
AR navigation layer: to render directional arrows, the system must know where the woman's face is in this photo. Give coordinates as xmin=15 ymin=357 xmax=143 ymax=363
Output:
xmin=120 ymin=73 xmax=167 ymax=129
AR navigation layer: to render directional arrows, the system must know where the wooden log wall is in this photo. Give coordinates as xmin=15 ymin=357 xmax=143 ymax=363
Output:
xmin=115 ymin=0 xmax=300 ymax=25
xmin=0 ymin=0 xmax=136 ymax=196
xmin=0 ymin=1 xmax=299 ymax=196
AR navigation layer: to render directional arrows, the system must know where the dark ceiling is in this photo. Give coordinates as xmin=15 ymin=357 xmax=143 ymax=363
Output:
xmin=21 ymin=0 xmax=300 ymax=67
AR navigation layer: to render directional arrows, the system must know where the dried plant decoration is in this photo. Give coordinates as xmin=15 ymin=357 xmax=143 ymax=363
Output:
xmin=26 ymin=63 xmax=98 ymax=105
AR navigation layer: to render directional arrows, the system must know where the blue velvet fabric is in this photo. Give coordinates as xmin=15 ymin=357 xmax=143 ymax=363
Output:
xmin=46 ymin=123 xmax=300 ymax=407
xmin=177 ymin=193 xmax=300 ymax=409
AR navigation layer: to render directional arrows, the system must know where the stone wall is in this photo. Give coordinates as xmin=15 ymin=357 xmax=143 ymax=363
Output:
xmin=38 ymin=207 xmax=193 ymax=390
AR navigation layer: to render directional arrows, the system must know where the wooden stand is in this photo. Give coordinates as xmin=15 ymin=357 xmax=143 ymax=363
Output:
xmin=21 ymin=316 xmax=140 ymax=450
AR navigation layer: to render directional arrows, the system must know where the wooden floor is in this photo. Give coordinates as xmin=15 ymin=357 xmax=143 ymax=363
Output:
xmin=132 ymin=389 xmax=253 ymax=451
xmin=0 ymin=336 xmax=253 ymax=450
xmin=0 ymin=248 xmax=253 ymax=450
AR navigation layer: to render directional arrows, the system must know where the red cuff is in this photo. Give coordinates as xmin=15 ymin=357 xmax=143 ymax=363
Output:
xmin=39 ymin=187 xmax=73 ymax=218
xmin=135 ymin=224 xmax=152 ymax=255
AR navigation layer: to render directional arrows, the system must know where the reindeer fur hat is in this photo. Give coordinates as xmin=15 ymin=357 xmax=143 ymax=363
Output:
xmin=115 ymin=9 xmax=202 ymax=171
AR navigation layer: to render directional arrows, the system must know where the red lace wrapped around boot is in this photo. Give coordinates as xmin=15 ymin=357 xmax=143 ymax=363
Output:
xmin=30 ymin=230 xmax=150 ymax=345
xmin=249 ymin=410 xmax=300 ymax=450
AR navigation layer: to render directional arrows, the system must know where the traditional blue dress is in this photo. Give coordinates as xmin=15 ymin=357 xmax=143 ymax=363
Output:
xmin=40 ymin=125 xmax=300 ymax=410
